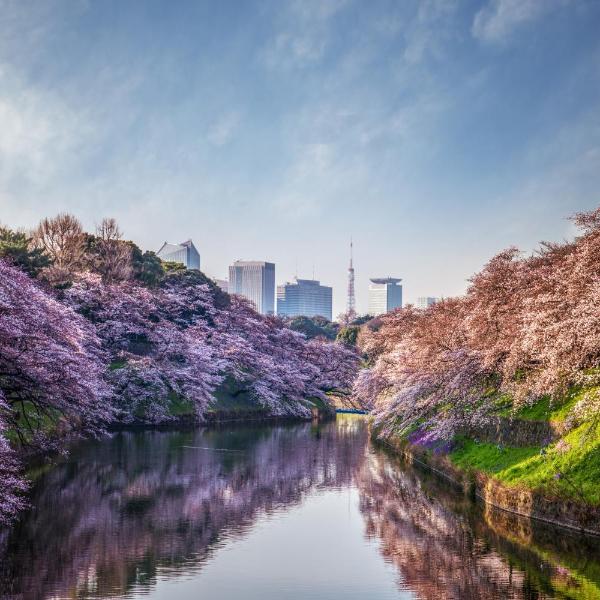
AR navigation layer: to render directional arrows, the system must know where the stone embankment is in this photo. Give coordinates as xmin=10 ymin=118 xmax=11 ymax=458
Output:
xmin=376 ymin=425 xmax=600 ymax=536
xmin=467 ymin=415 xmax=569 ymax=448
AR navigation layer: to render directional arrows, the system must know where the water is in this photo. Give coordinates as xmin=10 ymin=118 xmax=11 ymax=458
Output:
xmin=2 ymin=415 xmax=600 ymax=600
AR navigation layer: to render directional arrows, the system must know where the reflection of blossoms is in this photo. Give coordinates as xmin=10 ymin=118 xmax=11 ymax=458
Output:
xmin=357 ymin=450 xmax=596 ymax=600
xmin=0 ymin=419 xmax=367 ymax=599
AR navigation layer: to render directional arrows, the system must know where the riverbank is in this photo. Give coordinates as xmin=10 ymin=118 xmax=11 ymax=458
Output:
xmin=15 ymin=393 xmax=337 ymax=482
xmin=372 ymin=388 xmax=600 ymax=535
xmin=108 ymin=400 xmax=336 ymax=431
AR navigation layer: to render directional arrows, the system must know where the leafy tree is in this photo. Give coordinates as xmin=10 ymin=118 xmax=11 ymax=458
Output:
xmin=350 ymin=314 xmax=374 ymax=326
xmin=129 ymin=243 xmax=165 ymax=287
xmin=162 ymin=260 xmax=187 ymax=273
xmin=337 ymin=325 xmax=360 ymax=347
xmin=288 ymin=315 xmax=339 ymax=340
xmin=0 ymin=226 xmax=50 ymax=277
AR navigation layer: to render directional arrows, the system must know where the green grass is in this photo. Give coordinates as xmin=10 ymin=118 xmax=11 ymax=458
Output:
xmin=167 ymin=393 xmax=195 ymax=416
xmin=450 ymin=421 xmax=600 ymax=505
xmin=494 ymin=387 xmax=588 ymax=422
xmin=206 ymin=388 xmax=264 ymax=414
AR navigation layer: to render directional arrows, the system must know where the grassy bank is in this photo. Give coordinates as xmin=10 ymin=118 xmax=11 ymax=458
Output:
xmin=376 ymin=385 xmax=600 ymax=532
xmin=450 ymin=386 xmax=600 ymax=507
xmin=450 ymin=420 xmax=600 ymax=505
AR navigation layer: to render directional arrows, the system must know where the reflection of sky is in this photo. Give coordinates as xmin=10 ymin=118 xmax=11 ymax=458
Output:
xmin=142 ymin=488 xmax=411 ymax=600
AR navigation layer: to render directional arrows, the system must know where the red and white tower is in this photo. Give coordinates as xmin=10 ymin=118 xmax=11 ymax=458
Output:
xmin=346 ymin=238 xmax=357 ymax=321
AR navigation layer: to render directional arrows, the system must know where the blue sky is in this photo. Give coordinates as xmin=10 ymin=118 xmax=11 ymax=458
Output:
xmin=1 ymin=0 xmax=599 ymax=315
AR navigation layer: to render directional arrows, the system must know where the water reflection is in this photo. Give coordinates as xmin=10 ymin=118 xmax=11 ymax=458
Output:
xmin=0 ymin=419 xmax=366 ymax=599
xmin=1 ymin=416 xmax=600 ymax=600
xmin=359 ymin=447 xmax=600 ymax=599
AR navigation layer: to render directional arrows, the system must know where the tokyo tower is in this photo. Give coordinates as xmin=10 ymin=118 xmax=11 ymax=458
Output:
xmin=346 ymin=238 xmax=357 ymax=320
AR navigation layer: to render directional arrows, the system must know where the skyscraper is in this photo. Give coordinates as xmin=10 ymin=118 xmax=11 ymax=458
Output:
xmin=416 ymin=296 xmax=439 ymax=309
xmin=156 ymin=239 xmax=200 ymax=270
xmin=346 ymin=239 xmax=356 ymax=320
xmin=277 ymin=278 xmax=333 ymax=321
xmin=228 ymin=261 xmax=275 ymax=315
xmin=368 ymin=278 xmax=403 ymax=315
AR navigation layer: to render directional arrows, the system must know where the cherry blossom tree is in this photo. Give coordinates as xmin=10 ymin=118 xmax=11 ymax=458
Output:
xmin=355 ymin=206 xmax=600 ymax=442
xmin=0 ymin=260 xmax=110 ymax=522
xmin=0 ymin=391 xmax=27 ymax=525
xmin=0 ymin=217 xmax=361 ymax=523
xmin=65 ymin=273 xmax=223 ymax=423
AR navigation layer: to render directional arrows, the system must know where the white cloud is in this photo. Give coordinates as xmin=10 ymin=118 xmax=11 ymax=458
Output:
xmin=0 ymin=66 xmax=93 ymax=196
xmin=206 ymin=111 xmax=241 ymax=147
xmin=472 ymin=0 xmax=570 ymax=43
xmin=259 ymin=0 xmax=349 ymax=70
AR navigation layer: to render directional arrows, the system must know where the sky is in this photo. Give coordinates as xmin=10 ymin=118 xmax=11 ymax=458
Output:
xmin=1 ymin=0 xmax=600 ymax=316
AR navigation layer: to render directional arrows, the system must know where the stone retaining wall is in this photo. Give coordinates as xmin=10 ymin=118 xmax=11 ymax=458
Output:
xmin=377 ymin=431 xmax=600 ymax=536
xmin=467 ymin=416 xmax=569 ymax=447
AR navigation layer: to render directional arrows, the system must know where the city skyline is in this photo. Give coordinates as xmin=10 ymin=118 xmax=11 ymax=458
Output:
xmin=1 ymin=1 xmax=599 ymax=315
xmin=155 ymin=235 xmax=425 ymax=317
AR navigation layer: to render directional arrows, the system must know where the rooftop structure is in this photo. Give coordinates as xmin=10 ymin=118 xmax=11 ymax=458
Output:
xmin=156 ymin=239 xmax=200 ymax=270
xmin=368 ymin=277 xmax=403 ymax=316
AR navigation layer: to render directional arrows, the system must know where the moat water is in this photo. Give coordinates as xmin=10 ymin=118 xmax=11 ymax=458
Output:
xmin=2 ymin=415 xmax=600 ymax=599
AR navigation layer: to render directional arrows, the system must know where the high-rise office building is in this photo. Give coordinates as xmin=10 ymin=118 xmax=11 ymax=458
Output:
xmin=156 ymin=239 xmax=200 ymax=270
xmin=368 ymin=277 xmax=403 ymax=316
xmin=416 ymin=296 xmax=439 ymax=309
xmin=277 ymin=278 xmax=333 ymax=321
xmin=228 ymin=261 xmax=275 ymax=315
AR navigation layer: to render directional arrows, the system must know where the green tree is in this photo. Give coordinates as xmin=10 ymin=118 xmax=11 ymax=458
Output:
xmin=288 ymin=315 xmax=339 ymax=340
xmin=336 ymin=325 xmax=360 ymax=346
xmin=350 ymin=314 xmax=373 ymax=326
xmin=162 ymin=261 xmax=187 ymax=274
xmin=128 ymin=243 xmax=165 ymax=287
xmin=0 ymin=226 xmax=50 ymax=277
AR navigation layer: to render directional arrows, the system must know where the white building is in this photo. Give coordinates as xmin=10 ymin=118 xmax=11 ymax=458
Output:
xmin=228 ymin=261 xmax=275 ymax=315
xmin=368 ymin=278 xmax=403 ymax=316
xmin=416 ymin=297 xmax=439 ymax=309
xmin=277 ymin=278 xmax=333 ymax=321
xmin=156 ymin=239 xmax=200 ymax=270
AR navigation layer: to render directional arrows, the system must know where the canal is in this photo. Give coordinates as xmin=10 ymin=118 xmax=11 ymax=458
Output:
xmin=1 ymin=415 xmax=600 ymax=599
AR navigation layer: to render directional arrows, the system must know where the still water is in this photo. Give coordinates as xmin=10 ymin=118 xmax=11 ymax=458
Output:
xmin=2 ymin=415 xmax=600 ymax=600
